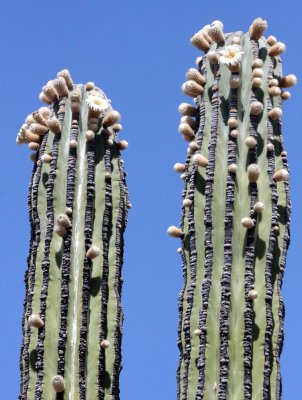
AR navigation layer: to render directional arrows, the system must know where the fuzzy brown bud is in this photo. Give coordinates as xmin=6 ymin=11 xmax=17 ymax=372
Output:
xmin=117 ymin=140 xmax=128 ymax=150
xmin=186 ymin=68 xmax=205 ymax=86
xmin=273 ymin=168 xmax=289 ymax=182
xmin=267 ymin=35 xmax=277 ymax=46
xmin=228 ymin=117 xmax=238 ymax=128
xmin=252 ymin=58 xmax=263 ymax=68
xmin=268 ymin=42 xmax=286 ymax=57
xmin=100 ymin=339 xmax=110 ymax=349
xmin=41 ymin=154 xmax=52 ymax=164
xmin=254 ymin=201 xmax=265 ymax=213
xmin=51 ymin=375 xmax=65 ymax=393
xmin=230 ymin=76 xmax=241 ymax=89
xmin=207 ymin=51 xmax=219 ymax=64
xmin=192 ymin=153 xmax=208 ymax=167
xmin=248 ymin=289 xmax=258 ymax=300
xmin=245 ymin=136 xmax=257 ymax=149
xmin=249 ymin=17 xmax=267 ymax=40
xmin=268 ymin=107 xmax=282 ymax=120
xmin=281 ymin=91 xmax=291 ymax=100
xmin=208 ymin=23 xmax=225 ymax=43
xmin=167 ymin=226 xmax=184 ymax=238
xmin=47 ymin=117 xmax=61 ymax=134
xmin=42 ymin=83 xmax=58 ymax=102
xmin=182 ymin=80 xmax=204 ymax=97
xmin=241 ymin=217 xmax=255 ymax=229
xmin=269 ymin=86 xmax=281 ymax=97
xmin=178 ymin=103 xmax=198 ymax=116
xmin=178 ymin=123 xmax=195 ymax=141
xmin=183 ymin=199 xmax=193 ymax=207
xmin=247 ymin=164 xmax=261 ymax=182
xmin=57 ymin=69 xmax=73 ymax=90
xmin=56 ymin=214 xmax=71 ymax=229
xmin=181 ymin=116 xmax=197 ymax=129
xmin=252 ymin=77 xmax=262 ymax=88
xmin=173 ymin=163 xmax=186 ymax=173
xmin=250 ymin=101 xmax=263 ymax=116
xmin=280 ymin=74 xmax=297 ymax=88
xmin=28 ymin=314 xmax=44 ymax=328
xmin=190 ymin=30 xmax=210 ymax=52
xmin=103 ymin=111 xmax=121 ymax=127
xmin=86 ymin=244 xmax=101 ymax=259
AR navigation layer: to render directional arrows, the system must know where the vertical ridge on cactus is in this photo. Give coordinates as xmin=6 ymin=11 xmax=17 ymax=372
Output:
xmin=17 ymin=70 xmax=129 ymax=400
xmin=171 ymin=18 xmax=293 ymax=400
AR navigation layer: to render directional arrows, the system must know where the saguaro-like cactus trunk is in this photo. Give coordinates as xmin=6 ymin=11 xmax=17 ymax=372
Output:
xmin=169 ymin=19 xmax=295 ymax=400
xmin=17 ymin=71 xmax=129 ymax=400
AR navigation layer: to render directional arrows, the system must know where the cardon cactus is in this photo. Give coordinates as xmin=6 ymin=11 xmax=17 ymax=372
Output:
xmin=17 ymin=70 xmax=129 ymax=400
xmin=169 ymin=18 xmax=295 ymax=399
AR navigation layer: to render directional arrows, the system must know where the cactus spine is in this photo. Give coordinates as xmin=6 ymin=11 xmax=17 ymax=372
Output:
xmin=17 ymin=71 xmax=129 ymax=399
xmin=170 ymin=19 xmax=294 ymax=399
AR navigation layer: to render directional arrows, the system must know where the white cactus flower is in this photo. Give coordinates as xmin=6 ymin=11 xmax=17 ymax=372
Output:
xmin=219 ymin=45 xmax=244 ymax=66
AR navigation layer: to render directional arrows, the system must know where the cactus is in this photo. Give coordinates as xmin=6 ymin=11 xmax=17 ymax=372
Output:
xmin=170 ymin=18 xmax=295 ymax=399
xmin=17 ymin=71 xmax=129 ymax=400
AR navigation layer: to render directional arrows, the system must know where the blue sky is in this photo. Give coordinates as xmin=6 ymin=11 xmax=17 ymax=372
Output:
xmin=0 ymin=1 xmax=301 ymax=398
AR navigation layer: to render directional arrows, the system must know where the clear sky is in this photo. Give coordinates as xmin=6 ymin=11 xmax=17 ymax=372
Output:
xmin=0 ymin=1 xmax=301 ymax=399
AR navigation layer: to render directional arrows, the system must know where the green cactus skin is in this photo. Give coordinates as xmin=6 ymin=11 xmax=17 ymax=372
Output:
xmin=174 ymin=21 xmax=292 ymax=400
xmin=17 ymin=75 xmax=129 ymax=400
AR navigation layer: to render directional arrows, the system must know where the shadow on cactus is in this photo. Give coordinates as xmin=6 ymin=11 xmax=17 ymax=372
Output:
xmin=17 ymin=70 xmax=130 ymax=400
xmin=168 ymin=17 xmax=296 ymax=400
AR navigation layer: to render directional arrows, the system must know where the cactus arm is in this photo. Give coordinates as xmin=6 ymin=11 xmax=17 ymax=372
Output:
xmin=86 ymin=129 xmax=106 ymax=399
xmin=104 ymin=149 xmax=123 ymax=397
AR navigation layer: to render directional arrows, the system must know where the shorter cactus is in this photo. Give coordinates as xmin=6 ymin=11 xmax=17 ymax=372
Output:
xmin=17 ymin=69 xmax=129 ymax=400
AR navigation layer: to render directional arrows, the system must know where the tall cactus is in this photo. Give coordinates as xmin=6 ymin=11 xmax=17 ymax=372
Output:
xmin=169 ymin=18 xmax=295 ymax=400
xmin=17 ymin=70 xmax=129 ymax=400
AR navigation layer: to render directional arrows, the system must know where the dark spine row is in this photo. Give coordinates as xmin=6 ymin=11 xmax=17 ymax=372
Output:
xmin=274 ymin=116 xmax=291 ymax=399
xmin=111 ymin=153 xmax=128 ymax=399
xmin=194 ymin=58 xmax=208 ymax=400
xmin=56 ymin=120 xmax=79 ymax=397
xmin=177 ymin=155 xmax=190 ymax=400
xmin=35 ymin=114 xmax=63 ymax=399
xmin=197 ymin=52 xmax=220 ymax=399
xmin=21 ymin=133 xmax=49 ymax=400
xmin=79 ymin=138 xmax=95 ymax=400
xmin=20 ymin=148 xmax=38 ymax=393
xmin=35 ymin=100 xmax=65 ymax=399
xmin=177 ymin=55 xmax=207 ymax=400
xmin=243 ymin=39 xmax=260 ymax=400
xmin=98 ymin=143 xmax=112 ymax=399
xmin=181 ymin=57 xmax=207 ymax=400
xmin=263 ymin=55 xmax=279 ymax=399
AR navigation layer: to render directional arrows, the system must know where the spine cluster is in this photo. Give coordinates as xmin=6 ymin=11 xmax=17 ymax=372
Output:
xmin=17 ymin=71 xmax=129 ymax=400
xmin=169 ymin=18 xmax=295 ymax=400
